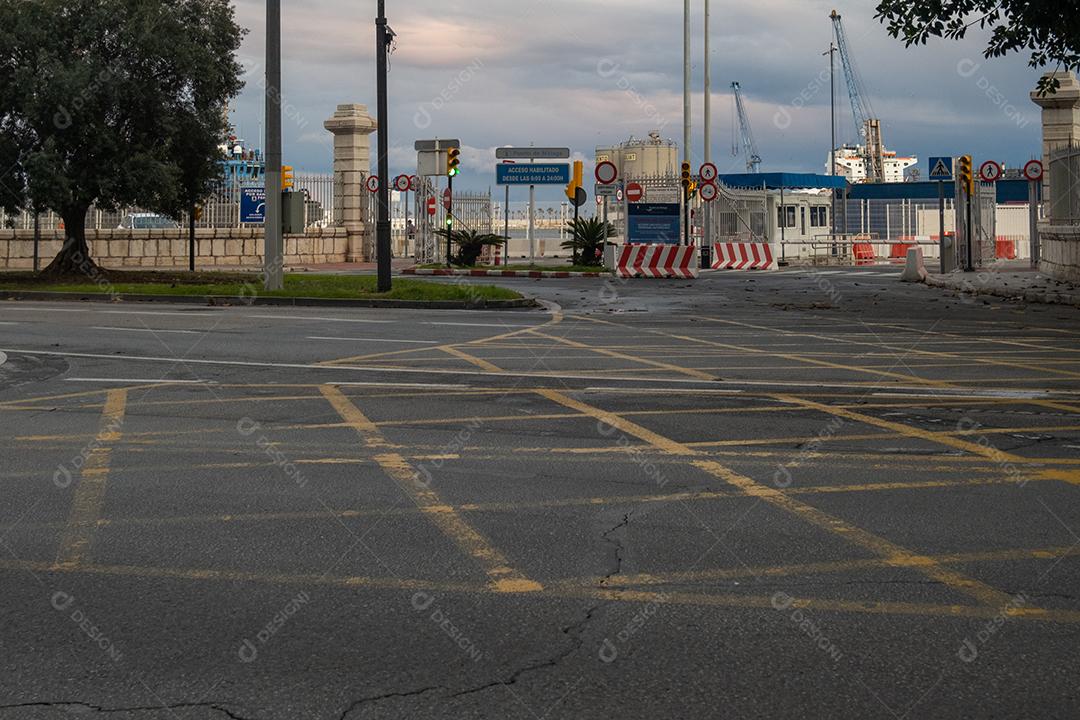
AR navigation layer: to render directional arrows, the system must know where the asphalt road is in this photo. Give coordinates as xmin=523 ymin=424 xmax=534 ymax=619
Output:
xmin=1 ymin=266 xmax=1079 ymax=719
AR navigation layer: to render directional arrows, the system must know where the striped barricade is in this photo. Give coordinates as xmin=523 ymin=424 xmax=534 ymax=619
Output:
xmin=710 ymin=242 xmax=777 ymax=271
xmin=615 ymin=244 xmax=699 ymax=279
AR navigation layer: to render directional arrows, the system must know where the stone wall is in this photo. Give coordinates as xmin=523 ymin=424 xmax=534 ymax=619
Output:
xmin=0 ymin=227 xmax=349 ymax=270
xmin=1040 ymin=225 xmax=1080 ymax=283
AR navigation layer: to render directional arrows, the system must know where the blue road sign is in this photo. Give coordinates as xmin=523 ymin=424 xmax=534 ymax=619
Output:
xmin=628 ymin=203 xmax=681 ymax=244
xmin=928 ymin=157 xmax=954 ymax=180
xmin=496 ymin=163 xmax=571 ymax=185
xmin=241 ymin=187 xmax=266 ymax=224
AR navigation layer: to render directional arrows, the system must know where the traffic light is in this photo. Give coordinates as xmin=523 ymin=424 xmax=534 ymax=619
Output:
xmin=688 ymin=180 xmax=698 ymax=199
xmin=193 ymin=205 xmax=203 ymax=221
xmin=282 ymin=165 xmax=294 ymax=190
xmin=681 ymin=161 xmax=692 ymax=191
xmin=447 ymin=148 xmax=461 ymax=177
xmin=958 ymin=155 xmax=973 ymax=195
xmin=565 ymin=160 xmax=584 ymax=201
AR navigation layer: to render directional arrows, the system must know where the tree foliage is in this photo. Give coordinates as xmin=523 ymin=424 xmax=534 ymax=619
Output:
xmin=874 ymin=0 xmax=1080 ymax=94
xmin=0 ymin=0 xmax=245 ymax=275
xmin=561 ymin=217 xmax=616 ymax=267
xmin=434 ymin=228 xmax=507 ymax=267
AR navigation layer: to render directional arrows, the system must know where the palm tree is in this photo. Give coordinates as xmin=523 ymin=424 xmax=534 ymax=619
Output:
xmin=434 ymin=228 xmax=507 ymax=267
xmin=561 ymin=217 xmax=617 ymax=267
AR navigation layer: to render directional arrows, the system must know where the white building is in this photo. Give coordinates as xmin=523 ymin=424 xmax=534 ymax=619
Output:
xmin=827 ymin=145 xmax=917 ymax=183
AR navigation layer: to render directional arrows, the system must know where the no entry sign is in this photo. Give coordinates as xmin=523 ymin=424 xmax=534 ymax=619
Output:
xmin=426 ymin=197 xmax=437 ymax=216
xmin=625 ymin=182 xmax=645 ymax=203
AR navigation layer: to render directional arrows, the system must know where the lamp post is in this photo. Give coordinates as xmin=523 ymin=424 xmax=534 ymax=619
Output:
xmin=374 ymin=0 xmax=393 ymax=292
xmin=263 ymin=0 xmax=283 ymax=291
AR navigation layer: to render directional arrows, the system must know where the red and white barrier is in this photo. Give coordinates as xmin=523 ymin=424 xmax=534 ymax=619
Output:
xmin=616 ymin=244 xmax=699 ymax=278
xmin=711 ymin=242 xmax=777 ymax=271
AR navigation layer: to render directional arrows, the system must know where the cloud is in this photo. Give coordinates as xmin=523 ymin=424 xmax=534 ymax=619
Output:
xmin=229 ymin=0 xmax=1046 ymax=194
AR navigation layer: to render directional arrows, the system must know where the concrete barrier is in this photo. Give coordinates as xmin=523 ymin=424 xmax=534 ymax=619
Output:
xmin=711 ymin=242 xmax=777 ymax=271
xmin=616 ymin=244 xmax=699 ymax=279
xmin=900 ymin=247 xmax=928 ymax=283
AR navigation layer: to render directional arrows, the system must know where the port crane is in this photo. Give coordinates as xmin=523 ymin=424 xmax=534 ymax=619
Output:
xmin=830 ymin=9 xmax=885 ymax=183
xmin=730 ymin=81 xmax=762 ymax=173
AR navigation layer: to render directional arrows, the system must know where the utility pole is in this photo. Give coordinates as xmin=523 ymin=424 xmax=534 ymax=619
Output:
xmin=263 ymin=0 xmax=283 ymax=291
xmin=703 ymin=0 xmax=711 ymax=164
xmin=703 ymin=0 xmax=711 ymax=258
xmin=825 ymin=42 xmax=837 ymax=241
xmin=375 ymin=0 xmax=392 ymax=292
xmin=683 ymin=0 xmax=691 ymax=164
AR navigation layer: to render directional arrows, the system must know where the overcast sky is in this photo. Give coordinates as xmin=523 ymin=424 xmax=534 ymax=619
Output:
xmin=229 ymin=0 xmax=1045 ymax=196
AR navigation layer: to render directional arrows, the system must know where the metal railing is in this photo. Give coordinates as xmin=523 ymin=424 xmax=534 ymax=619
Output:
xmin=0 ymin=173 xmax=337 ymax=232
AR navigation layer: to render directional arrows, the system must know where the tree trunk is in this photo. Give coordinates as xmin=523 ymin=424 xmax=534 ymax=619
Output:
xmin=42 ymin=205 xmax=99 ymax=278
xmin=189 ymin=203 xmax=196 ymax=272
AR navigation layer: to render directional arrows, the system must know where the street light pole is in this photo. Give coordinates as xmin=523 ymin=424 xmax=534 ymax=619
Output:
xmin=263 ymin=0 xmax=283 ymax=291
xmin=375 ymin=0 xmax=392 ymax=292
xmin=683 ymin=0 xmax=691 ymax=163
xmin=825 ymin=42 xmax=838 ymax=240
xmin=703 ymin=0 xmax=711 ymax=164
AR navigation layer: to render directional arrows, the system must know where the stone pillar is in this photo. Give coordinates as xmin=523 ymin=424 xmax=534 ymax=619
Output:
xmin=1030 ymin=72 xmax=1080 ymax=200
xmin=324 ymin=104 xmax=377 ymax=262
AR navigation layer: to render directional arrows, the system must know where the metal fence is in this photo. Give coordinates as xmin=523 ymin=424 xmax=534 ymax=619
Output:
xmin=1049 ymin=145 xmax=1080 ymax=224
xmin=0 ymin=173 xmax=336 ymax=232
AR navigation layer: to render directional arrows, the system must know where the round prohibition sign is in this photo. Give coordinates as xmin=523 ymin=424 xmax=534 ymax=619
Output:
xmin=698 ymin=181 xmax=719 ymax=202
xmin=699 ymin=162 xmax=718 ymax=183
xmin=394 ymin=174 xmax=411 ymax=192
xmin=595 ymin=161 xmax=618 ymax=185
xmin=979 ymin=160 xmax=1003 ymax=183
xmin=366 ymin=175 xmax=380 ymax=193
xmin=1023 ymin=159 xmax=1044 ymax=182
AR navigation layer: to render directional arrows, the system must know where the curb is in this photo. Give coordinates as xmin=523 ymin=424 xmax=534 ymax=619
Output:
xmin=0 ymin=290 xmax=537 ymax=310
xmin=403 ymin=268 xmax=607 ymax=279
xmin=924 ymin=275 xmax=1080 ymax=308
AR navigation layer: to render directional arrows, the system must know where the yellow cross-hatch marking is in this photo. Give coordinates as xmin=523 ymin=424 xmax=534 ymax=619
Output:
xmin=54 ymin=388 xmax=128 ymax=568
xmin=319 ymin=385 xmax=542 ymax=594
xmin=532 ymin=385 xmax=1021 ymax=609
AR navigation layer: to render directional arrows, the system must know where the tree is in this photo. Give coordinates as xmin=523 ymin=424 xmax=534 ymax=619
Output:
xmin=561 ymin=217 xmax=616 ymax=267
xmin=434 ymin=228 xmax=507 ymax=267
xmin=874 ymin=0 xmax=1080 ymax=94
xmin=0 ymin=0 xmax=244 ymax=276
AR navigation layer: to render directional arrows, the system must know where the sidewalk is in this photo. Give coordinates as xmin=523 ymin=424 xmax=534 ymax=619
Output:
xmin=925 ymin=265 xmax=1080 ymax=308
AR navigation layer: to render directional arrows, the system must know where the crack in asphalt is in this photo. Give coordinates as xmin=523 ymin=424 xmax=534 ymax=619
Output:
xmin=0 ymin=701 xmax=256 ymax=719
xmin=337 ymin=686 xmax=446 ymax=719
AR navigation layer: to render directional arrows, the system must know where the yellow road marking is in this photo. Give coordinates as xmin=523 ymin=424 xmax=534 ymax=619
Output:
xmin=0 ymin=557 xmax=1076 ymax=624
xmin=439 ymin=346 xmax=504 ymax=373
xmin=692 ymin=459 xmax=1016 ymax=608
xmin=534 ymin=387 xmax=1020 ymax=608
xmin=771 ymin=394 xmax=1028 ymax=463
xmin=705 ymin=317 xmax=1080 ymax=382
xmin=54 ymin=389 xmax=127 ymax=568
xmin=556 ymin=544 xmax=1080 ymax=588
xmin=528 ymin=329 xmax=716 ymax=381
xmin=320 ymin=385 xmax=541 ymax=593
xmin=567 ymin=313 xmax=952 ymax=387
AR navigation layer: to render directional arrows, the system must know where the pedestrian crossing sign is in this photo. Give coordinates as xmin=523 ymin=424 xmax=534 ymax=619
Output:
xmin=929 ymin=157 xmax=954 ymax=180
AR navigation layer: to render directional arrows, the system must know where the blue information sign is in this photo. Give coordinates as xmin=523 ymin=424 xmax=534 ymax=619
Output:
xmin=628 ymin=203 xmax=681 ymax=244
xmin=496 ymin=163 xmax=571 ymax=186
xmin=928 ymin=157 xmax=954 ymax=180
xmin=241 ymin=187 xmax=266 ymax=224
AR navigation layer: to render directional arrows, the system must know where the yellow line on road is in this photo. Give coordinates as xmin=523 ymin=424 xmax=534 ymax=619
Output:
xmin=439 ymin=346 xmax=504 ymax=373
xmin=535 ymin=387 xmax=1020 ymax=609
xmin=528 ymin=329 xmax=716 ymax=381
xmin=556 ymin=544 xmax=1080 ymax=589
xmin=1 ymin=557 xmax=1076 ymax=624
xmin=320 ymin=385 xmax=542 ymax=593
xmin=54 ymin=389 xmax=127 ymax=569
xmin=771 ymin=394 xmax=1028 ymax=463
